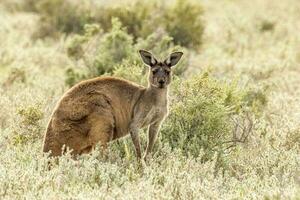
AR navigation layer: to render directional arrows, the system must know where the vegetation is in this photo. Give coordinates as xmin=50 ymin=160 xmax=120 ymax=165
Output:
xmin=0 ymin=0 xmax=299 ymax=199
xmin=161 ymin=72 xmax=261 ymax=160
xmin=65 ymin=18 xmax=188 ymax=86
xmin=3 ymin=0 xmax=204 ymax=49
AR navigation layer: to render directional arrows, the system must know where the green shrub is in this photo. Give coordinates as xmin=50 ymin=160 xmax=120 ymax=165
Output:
xmin=66 ymin=19 xmax=135 ymax=86
xmin=167 ymin=0 xmax=204 ymax=48
xmin=92 ymin=1 xmax=150 ymax=40
xmin=12 ymin=105 xmax=44 ymax=145
xmin=34 ymin=0 xmax=94 ymax=38
xmin=17 ymin=106 xmax=43 ymax=127
xmin=1 ymin=0 xmax=40 ymax=12
xmin=31 ymin=0 xmax=203 ymax=49
xmin=140 ymin=0 xmax=204 ymax=49
xmin=96 ymin=0 xmax=203 ymax=48
xmin=65 ymin=19 xmax=189 ymax=87
xmin=259 ymin=20 xmax=275 ymax=32
xmin=112 ymin=60 xmax=147 ymax=86
xmin=93 ymin=19 xmax=135 ymax=76
xmin=66 ymin=24 xmax=102 ymax=60
xmin=66 ymin=35 xmax=87 ymax=60
xmin=161 ymin=72 xmax=266 ymax=160
xmin=64 ymin=68 xmax=87 ymax=88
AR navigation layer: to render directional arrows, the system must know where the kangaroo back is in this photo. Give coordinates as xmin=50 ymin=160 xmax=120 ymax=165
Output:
xmin=43 ymin=77 xmax=144 ymax=156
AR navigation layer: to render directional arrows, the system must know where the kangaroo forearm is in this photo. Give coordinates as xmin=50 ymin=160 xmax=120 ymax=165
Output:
xmin=145 ymin=134 xmax=157 ymax=154
xmin=145 ymin=123 xmax=161 ymax=155
xmin=130 ymin=130 xmax=142 ymax=159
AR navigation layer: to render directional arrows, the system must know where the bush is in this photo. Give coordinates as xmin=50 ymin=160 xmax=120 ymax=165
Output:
xmin=140 ymin=0 xmax=204 ymax=49
xmin=66 ymin=23 xmax=102 ymax=59
xmin=259 ymin=20 xmax=275 ymax=32
xmin=12 ymin=105 xmax=44 ymax=145
xmin=30 ymin=0 xmax=204 ymax=49
xmin=93 ymin=19 xmax=135 ymax=76
xmin=112 ymin=60 xmax=147 ymax=86
xmin=1 ymin=0 xmax=40 ymax=12
xmin=66 ymin=19 xmax=135 ymax=86
xmin=94 ymin=0 xmax=204 ymax=49
xmin=32 ymin=0 xmax=94 ymax=38
xmin=167 ymin=0 xmax=204 ymax=48
xmin=92 ymin=1 xmax=150 ymax=40
xmin=66 ymin=19 xmax=189 ymax=87
xmin=64 ymin=68 xmax=87 ymax=88
xmin=161 ymin=72 xmax=266 ymax=160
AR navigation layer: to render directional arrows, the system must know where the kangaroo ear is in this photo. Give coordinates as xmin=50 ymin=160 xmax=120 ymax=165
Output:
xmin=164 ymin=52 xmax=183 ymax=67
xmin=139 ymin=50 xmax=157 ymax=67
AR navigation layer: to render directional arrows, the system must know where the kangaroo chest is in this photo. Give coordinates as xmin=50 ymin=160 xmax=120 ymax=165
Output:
xmin=134 ymin=105 xmax=167 ymax=129
xmin=142 ymin=107 xmax=165 ymax=127
xmin=130 ymin=88 xmax=168 ymax=130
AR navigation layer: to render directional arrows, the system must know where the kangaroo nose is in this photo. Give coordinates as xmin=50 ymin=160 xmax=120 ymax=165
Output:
xmin=159 ymin=80 xmax=165 ymax=84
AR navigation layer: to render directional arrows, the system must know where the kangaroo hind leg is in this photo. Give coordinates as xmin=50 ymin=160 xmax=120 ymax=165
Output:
xmin=87 ymin=113 xmax=114 ymax=157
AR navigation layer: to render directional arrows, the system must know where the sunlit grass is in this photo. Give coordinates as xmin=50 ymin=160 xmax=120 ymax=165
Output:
xmin=0 ymin=0 xmax=299 ymax=199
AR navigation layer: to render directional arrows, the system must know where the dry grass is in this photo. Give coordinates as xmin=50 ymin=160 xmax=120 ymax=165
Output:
xmin=0 ymin=0 xmax=299 ymax=199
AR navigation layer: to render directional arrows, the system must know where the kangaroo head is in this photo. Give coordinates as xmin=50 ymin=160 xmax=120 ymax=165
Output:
xmin=139 ymin=50 xmax=183 ymax=89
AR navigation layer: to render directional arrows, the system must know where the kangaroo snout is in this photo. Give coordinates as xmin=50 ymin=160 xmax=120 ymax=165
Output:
xmin=158 ymin=79 xmax=165 ymax=84
xmin=158 ymin=79 xmax=165 ymax=83
xmin=158 ymin=80 xmax=165 ymax=88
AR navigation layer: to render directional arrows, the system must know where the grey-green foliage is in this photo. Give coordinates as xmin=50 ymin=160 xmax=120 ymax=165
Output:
xmin=161 ymin=72 xmax=266 ymax=160
xmin=93 ymin=19 xmax=135 ymax=76
xmin=65 ymin=19 xmax=136 ymax=86
xmin=34 ymin=0 xmax=93 ymax=38
xmin=66 ymin=19 xmax=189 ymax=87
xmin=140 ymin=0 xmax=204 ymax=49
xmin=18 ymin=0 xmax=203 ymax=49
xmin=112 ymin=60 xmax=148 ymax=86
xmin=94 ymin=0 xmax=204 ymax=49
xmin=259 ymin=20 xmax=275 ymax=32
xmin=12 ymin=105 xmax=44 ymax=145
xmin=167 ymin=0 xmax=204 ymax=48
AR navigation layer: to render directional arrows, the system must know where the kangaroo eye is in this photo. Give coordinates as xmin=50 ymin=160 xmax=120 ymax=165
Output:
xmin=152 ymin=70 xmax=158 ymax=74
xmin=165 ymin=71 xmax=170 ymax=75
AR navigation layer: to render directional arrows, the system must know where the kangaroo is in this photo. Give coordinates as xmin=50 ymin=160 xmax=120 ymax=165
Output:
xmin=42 ymin=50 xmax=183 ymax=160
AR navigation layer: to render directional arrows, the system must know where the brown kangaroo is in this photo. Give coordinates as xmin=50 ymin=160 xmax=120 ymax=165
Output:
xmin=42 ymin=50 xmax=183 ymax=160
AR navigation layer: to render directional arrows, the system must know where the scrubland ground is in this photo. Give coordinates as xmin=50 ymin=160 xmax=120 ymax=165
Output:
xmin=0 ymin=0 xmax=299 ymax=199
